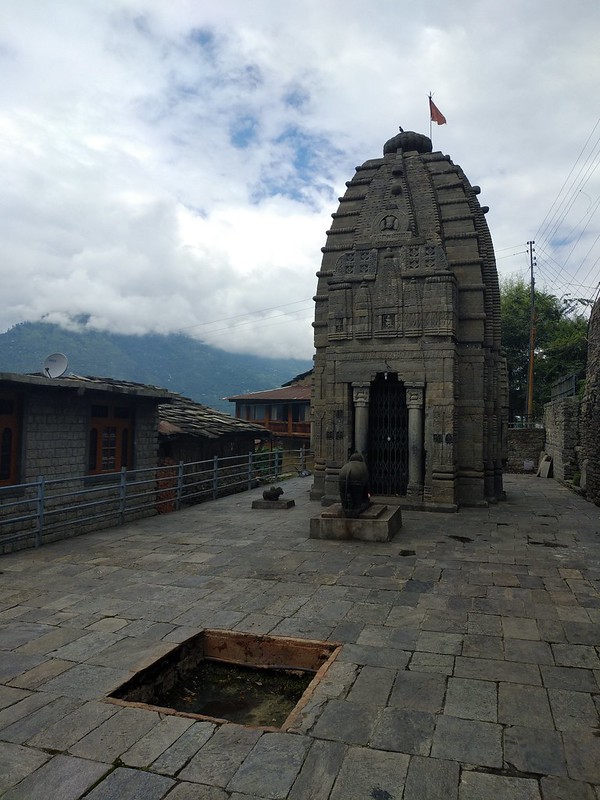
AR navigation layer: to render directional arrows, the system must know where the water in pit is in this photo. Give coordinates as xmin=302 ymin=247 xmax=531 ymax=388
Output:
xmin=150 ymin=659 xmax=314 ymax=727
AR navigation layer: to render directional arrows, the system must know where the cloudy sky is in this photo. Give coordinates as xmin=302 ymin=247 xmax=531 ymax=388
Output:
xmin=1 ymin=0 xmax=599 ymax=359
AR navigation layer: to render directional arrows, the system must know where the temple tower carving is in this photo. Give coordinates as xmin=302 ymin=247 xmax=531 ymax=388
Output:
xmin=311 ymin=130 xmax=507 ymax=510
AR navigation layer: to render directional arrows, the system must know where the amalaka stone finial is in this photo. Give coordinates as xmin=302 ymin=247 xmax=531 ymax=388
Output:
xmin=383 ymin=131 xmax=432 ymax=156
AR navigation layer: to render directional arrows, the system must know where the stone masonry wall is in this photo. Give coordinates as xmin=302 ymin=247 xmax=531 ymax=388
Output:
xmin=505 ymin=428 xmax=545 ymax=473
xmin=543 ymin=397 xmax=580 ymax=483
xmin=580 ymin=299 xmax=600 ymax=503
xmin=1 ymin=392 xmax=161 ymax=553
xmin=22 ymin=393 xmax=159 ymax=482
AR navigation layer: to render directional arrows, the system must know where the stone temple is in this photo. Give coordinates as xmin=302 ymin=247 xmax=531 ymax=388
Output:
xmin=311 ymin=130 xmax=507 ymax=511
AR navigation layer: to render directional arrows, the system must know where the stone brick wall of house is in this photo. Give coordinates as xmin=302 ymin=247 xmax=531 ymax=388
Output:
xmin=22 ymin=393 xmax=159 ymax=481
xmin=580 ymin=298 xmax=600 ymax=503
xmin=1 ymin=393 xmax=161 ymax=553
xmin=543 ymin=397 xmax=580 ymax=482
xmin=505 ymin=429 xmax=545 ymax=473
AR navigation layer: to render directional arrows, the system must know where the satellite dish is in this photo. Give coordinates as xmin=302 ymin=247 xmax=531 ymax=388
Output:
xmin=43 ymin=353 xmax=68 ymax=378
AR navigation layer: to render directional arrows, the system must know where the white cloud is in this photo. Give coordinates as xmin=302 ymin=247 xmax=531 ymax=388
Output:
xmin=0 ymin=0 xmax=599 ymax=360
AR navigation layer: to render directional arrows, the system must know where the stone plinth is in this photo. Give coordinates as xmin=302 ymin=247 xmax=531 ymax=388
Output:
xmin=252 ymin=499 xmax=296 ymax=510
xmin=309 ymin=503 xmax=402 ymax=542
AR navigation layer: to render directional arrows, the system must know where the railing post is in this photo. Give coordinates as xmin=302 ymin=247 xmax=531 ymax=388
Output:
xmin=212 ymin=455 xmax=219 ymax=500
xmin=119 ymin=467 xmax=127 ymax=524
xmin=248 ymin=451 xmax=253 ymax=490
xmin=35 ymin=475 xmax=45 ymax=547
xmin=176 ymin=461 xmax=184 ymax=511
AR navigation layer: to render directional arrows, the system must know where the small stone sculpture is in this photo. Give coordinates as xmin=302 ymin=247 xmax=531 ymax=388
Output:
xmin=263 ymin=486 xmax=284 ymax=501
xmin=339 ymin=453 xmax=371 ymax=518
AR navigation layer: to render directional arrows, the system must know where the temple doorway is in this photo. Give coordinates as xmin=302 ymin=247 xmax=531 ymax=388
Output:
xmin=367 ymin=373 xmax=408 ymax=496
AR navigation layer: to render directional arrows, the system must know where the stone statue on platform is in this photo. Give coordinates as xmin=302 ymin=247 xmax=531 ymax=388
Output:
xmin=339 ymin=453 xmax=371 ymax=518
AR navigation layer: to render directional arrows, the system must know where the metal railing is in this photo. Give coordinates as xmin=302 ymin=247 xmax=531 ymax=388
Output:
xmin=0 ymin=447 xmax=312 ymax=552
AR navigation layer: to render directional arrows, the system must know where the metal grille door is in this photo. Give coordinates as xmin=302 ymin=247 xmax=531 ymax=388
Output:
xmin=367 ymin=374 xmax=408 ymax=495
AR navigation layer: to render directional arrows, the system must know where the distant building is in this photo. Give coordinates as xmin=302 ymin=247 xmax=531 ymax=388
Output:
xmin=158 ymin=394 xmax=268 ymax=463
xmin=227 ymin=376 xmax=311 ymax=451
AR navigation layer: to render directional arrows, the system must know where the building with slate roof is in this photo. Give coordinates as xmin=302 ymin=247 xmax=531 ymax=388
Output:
xmin=0 ymin=371 xmax=173 ymax=487
xmin=311 ymin=130 xmax=507 ymax=510
xmin=158 ymin=394 xmax=268 ymax=463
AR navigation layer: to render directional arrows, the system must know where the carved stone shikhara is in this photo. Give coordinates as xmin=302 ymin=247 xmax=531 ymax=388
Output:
xmin=311 ymin=131 xmax=507 ymax=510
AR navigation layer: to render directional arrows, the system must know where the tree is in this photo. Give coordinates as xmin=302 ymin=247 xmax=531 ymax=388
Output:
xmin=500 ymin=278 xmax=588 ymax=419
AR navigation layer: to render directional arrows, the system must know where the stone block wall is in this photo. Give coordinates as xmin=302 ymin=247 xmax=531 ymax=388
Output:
xmin=505 ymin=428 xmax=545 ymax=473
xmin=543 ymin=398 xmax=580 ymax=482
xmin=21 ymin=393 xmax=159 ymax=482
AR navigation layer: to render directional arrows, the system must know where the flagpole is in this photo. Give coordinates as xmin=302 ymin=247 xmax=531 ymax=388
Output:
xmin=428 ymin=92 xmax=433 ymax=143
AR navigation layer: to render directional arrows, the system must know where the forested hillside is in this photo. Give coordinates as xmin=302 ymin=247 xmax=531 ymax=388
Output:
xmin=0 ymin=322 xmax=313 ymax=412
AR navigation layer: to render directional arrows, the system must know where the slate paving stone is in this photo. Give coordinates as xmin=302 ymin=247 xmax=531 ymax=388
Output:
xmin=504 ymin=725 xmax=568 ymax=776
xmin=403 ymin=755 xmax=459 ymax=800
xmin=540 ymin=665 xmax=599 ymax=692
xmin=431 ymin=716 xmax=503 ymax=768
xmin=443 ymin=677 xmax=497 ymax=722
xmin=459 ymin=770 xmax=541 ymax=800
xmin=51 ymin=630 xmax=125 ymax=662
xmin=40 ymin=662 xmax=131 ymax=699
xmin=287 ymin=739 xmax=346 ymax=800
xmin=0 ymin=685 xmax=30 ymax=711
xmin=408 ymin=651 xmax=455 ymax=675
xmin=501 ymin=616 xmax=540 ymax=640
xmin=0 ymin=652 xmax=46 ymax=682
xmin=537 ymin=619 xmax=567 ymax=643
xmin=371 ymin=707 xmax=436 ymax=756
xmin=416 ymin=630 xmax=463 ymax=655
xmin=552 ymin=643 xmax=600 ymax=669
xmin=178 ymin=724 xmax=261 ymax=786
xmin=0 ymin=694 xmax=82 ymax=743
xmin=0 ymin=742 xmax=49 ymax=794
xmin=27 ymin=699 xmax=119 ymax=750
xmin=8 ymin=656 xmax=74 ymax=689
xmin=338 ymin=643 xmax=411 ymax=669
xmin=70 ymin=707 xmax=160 ymax=762
xmin=121 ymin=715 xmax=195 ymax=767
xmin=226 ymin=732 xmax=310 ymax=799
xmin=84 ymin=766 xmax=175 ymax=800
xmin=547 ymin=688 xmax=599 ymax=730
xmin=562 ymin=731 xmax=600 ymax=782
xmin=498 ymin=682 xmax=554 ymax=728
xmin=347 ymin=665 xmax=396 ymax=705
xmin=312 ymin=699 xmax=376 ymax=745
xmin=329 ymin=746 xmax=410 ymax=800
xmin=388 ymin=670 xmax=447 ymax=713
xmin=454 ymin=656 xmax=541 ymax=685
xmin=504 ymin=638 xmax=555 ymax=664
xmin=0 ymin=754 xmax=110 ymax=800
xmin=0 ymin=690 xmax=57 ymax=732
xmin=539 ymin=775 xmax=597 ymax=800
xmin=164 ymin=783 xmax=228 ymax=800
xmin=462 ymin=634 xmax=504 ymax=659
xmin=0 ymin=621 xmax=54 ymax=649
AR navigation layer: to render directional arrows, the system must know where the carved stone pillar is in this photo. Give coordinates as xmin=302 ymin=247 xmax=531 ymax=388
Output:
xmin=352 ymin=384 xmax=370 ymax=458
xmin=406 ymin=384 xmax=424 ymax=497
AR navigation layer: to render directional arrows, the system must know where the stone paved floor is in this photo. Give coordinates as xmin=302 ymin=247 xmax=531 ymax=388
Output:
xmin=1 ymin=474 xmax=600 ymax=799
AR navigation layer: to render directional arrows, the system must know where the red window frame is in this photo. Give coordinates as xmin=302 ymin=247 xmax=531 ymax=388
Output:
xmin=0 ymin=392 xmax=22 ymax=487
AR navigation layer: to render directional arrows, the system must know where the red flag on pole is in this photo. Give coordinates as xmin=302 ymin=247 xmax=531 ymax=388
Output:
xmin=429 ymin=95 xmax=447 ymax=125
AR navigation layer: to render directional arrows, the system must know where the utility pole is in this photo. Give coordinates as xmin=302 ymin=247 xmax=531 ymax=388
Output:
xmin=526 ymin=240 xmax=536 ymax=422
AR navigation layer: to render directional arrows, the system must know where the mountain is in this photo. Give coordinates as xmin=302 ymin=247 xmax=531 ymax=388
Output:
xmin=0 ymin=322 xmax=313 ymax=412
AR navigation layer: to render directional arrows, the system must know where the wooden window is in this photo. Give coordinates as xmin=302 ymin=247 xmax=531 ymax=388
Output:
xmin=88 ymin=403 xmax=134 ymax=474
xmin=0 ymin=392 xmax=21 ymax=486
